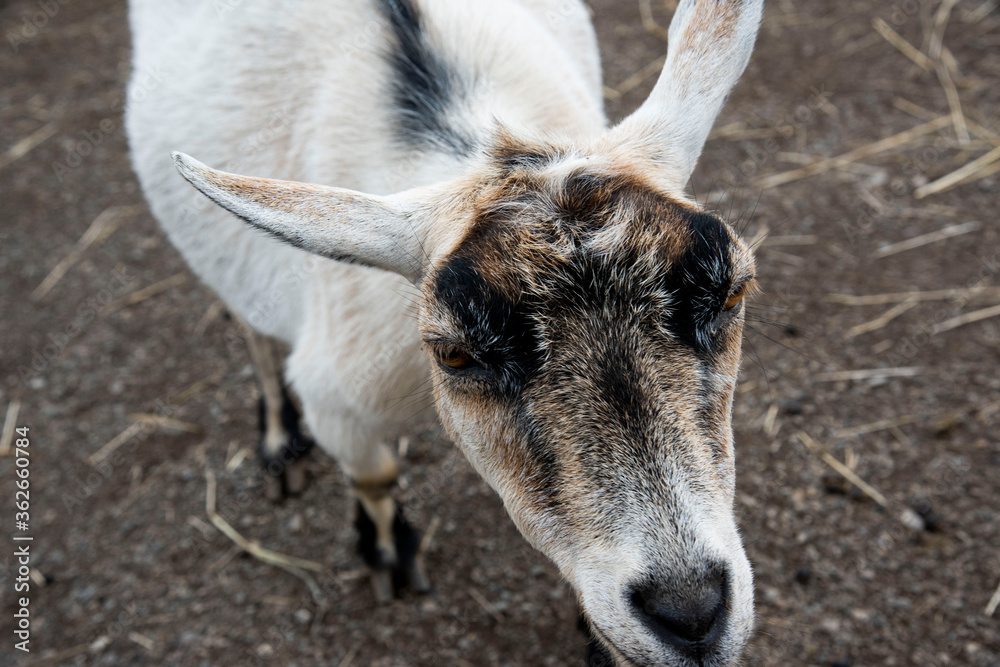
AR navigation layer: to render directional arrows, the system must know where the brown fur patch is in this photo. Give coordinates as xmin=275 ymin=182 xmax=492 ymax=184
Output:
xmin=448 ymin=147 xmax=707 ymax=303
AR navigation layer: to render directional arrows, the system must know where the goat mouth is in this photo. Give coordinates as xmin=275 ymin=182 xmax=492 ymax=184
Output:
xmin=588 ymin=613 xmax=735 ymax=667
xmin=587 ymin=623 xmax=641 ymax=667
xmin=588 ymin=623 xmax=676 ymax=667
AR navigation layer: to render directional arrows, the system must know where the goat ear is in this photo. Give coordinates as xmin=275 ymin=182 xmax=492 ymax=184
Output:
xmin=172 ymin=152 xmax=432 ymax=283
xmin=609 ymin=0 xmax=763 ymax=190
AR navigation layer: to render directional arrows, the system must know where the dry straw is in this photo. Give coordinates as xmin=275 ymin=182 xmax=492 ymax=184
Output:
xmin=99 ymin=272 xmax=188 ymax=316
xmin=796 ymin=432 xmax=889 ymax=507
xmin=0 ymin=399 xmax=21 ymax=456
xmin=872 ymin=18 xmax=933 ymax=70
xmin=874 ymin=221 xmax=979 ymax=258
xmin=816 ymin=367 xmax=921 ymax=382
xmin=833 ymin=416 xmax=914 ymax=440
xmin=932 ymin=303 xmax=1000 ymax=334
xmin=915 ymin=146 xmax=1000 ymax=198
xmin=754 ymin=116 xmax=951 ymax=190
xmin=828 ymin=286 xmax=1000 ymax=306
xmin=987 ymin=579 xmax=1000 ymax=617
xmin=796 ymin=432 xmax=925 ymax=531
xmin=204 ymin=468 xmax=327 ymax=609
xmin=845 ymin=299 xmax=919 ymax=338
xmin=31 ymin=205 xmax=142 ymax=302
xmin=0 ymin=123 xmax=56 ymax=171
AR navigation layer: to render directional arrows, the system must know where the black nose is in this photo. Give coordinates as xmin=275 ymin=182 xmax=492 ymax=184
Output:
xmin=630 ymin=570 xmax=727 ymax=656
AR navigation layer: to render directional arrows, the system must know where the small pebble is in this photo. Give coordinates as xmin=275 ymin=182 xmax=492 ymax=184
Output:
xmin=898 ymin=508 xmax=925 ymax=532
xmin=820 ymin=617 xmax=840 ymax=633
xmin=76 ymin=585 xmax=97 ymax=603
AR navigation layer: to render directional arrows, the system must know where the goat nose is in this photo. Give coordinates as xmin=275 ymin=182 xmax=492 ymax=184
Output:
xmin=630 ymin=572 xmax=727 ymax=655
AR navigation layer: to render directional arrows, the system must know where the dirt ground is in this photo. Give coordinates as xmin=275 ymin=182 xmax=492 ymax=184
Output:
xmin=2 ymin=0 xmax=999 ymax=665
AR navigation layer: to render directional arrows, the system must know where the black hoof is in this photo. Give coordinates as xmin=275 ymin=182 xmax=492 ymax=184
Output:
xmin=355 ymin=500 xmax=431 ymax=601
xmin=260 ymin=453 xmax=312 ymax=501
xmin=257 ymin=390 xmax=315 ymax=501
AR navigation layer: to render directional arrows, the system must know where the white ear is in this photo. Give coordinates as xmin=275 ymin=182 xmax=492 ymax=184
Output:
xmin=610 ymin=0 xmax=763 ymax=189
xmin=172 ymin=152 xmax=431 ymax=283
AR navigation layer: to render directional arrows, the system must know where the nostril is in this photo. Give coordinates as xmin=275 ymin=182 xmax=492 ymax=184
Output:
xmin=630 ymin=572 xmax=727 ymax=652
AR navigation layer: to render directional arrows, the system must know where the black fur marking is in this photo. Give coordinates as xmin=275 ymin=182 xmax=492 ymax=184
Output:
xmin=257 ymin=386 xmax=315 ymax=482
xmin=432 ymin=254 xmax=543 ymax=399
xmin=668 ymin=211 xmax=735 ymax=354
xmin=377 ymin=0 xmax=476 ymax=155
xmin=596 ymin=336 xmax=652 ymax=427
xmin=354 ymin=499 xmax=386 ymax=568
xmin=432 ymin=236 xmax=563 ymax=510
xmin=354 ymin=500 xmax=424 ymax=590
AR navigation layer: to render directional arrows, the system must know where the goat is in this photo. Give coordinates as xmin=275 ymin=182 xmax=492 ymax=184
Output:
xmin=126 ymin=0 xmax=764 ymax=664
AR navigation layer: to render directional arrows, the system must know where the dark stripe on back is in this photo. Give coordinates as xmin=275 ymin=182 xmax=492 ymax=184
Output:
xmin=377 ymin=0 xmax=476 ymax=155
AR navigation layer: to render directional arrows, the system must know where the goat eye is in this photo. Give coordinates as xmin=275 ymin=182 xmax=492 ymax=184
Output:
xmin=724 ymin=285 xmax=747 ymax=311
xmin=436 ymin=345 xmax=475 ymax=370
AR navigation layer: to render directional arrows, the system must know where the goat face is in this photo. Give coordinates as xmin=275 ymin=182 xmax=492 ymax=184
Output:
xmin=419 ymin=152 xmax=756 ymax=666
